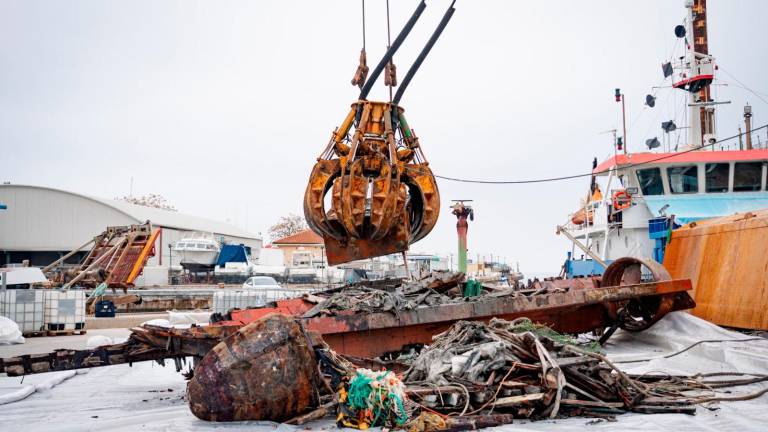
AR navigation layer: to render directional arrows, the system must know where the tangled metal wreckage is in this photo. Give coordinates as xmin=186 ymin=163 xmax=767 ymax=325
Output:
xmin=43 ymin=222 xmax=159 ymax=290
xmin=39 ymin=222 xmax=158 ymax=313
xmin=7 ymin=258 xmax=764 ymax=429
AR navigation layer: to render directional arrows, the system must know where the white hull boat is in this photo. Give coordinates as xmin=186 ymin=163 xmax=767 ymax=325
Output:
xmin=175 ymin=233 xmax=220 ymax=272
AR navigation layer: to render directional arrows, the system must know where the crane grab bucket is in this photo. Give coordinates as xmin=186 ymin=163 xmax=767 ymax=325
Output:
xmin=303 ymin=101 xmax=439 ymax=265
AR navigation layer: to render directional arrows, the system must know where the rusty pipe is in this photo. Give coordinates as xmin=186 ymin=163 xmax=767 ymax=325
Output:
xmin=556 ymin=225 xmax=608 ymax=269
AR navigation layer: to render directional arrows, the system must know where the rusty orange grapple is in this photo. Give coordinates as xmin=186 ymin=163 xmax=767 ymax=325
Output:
xmin=303 ymin=0 xmax=457 ymax=266
xmin=303 ymin=100 xmax=439 ymax=265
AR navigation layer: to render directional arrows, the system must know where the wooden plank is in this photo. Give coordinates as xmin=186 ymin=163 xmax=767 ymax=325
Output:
xmin=560 ymin=399 xmax=624 ymax=408
xmin=493 ymin=392 xmax=544 ymax=407
xmin=554 ymin=356 xmax=595 ymax=367
xmin=632 ymin=404 xmax=696 ymax=415
xmin=500 ymin=380 xmax=529 ymax=389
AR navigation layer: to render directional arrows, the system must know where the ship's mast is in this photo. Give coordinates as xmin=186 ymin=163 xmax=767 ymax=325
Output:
xmin=685 ymin=0 xmax=716 ymax=148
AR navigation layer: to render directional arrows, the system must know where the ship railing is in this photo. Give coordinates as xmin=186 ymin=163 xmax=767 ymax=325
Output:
xmin=562 ymin=198 xmax=625 ymax=237
xmin=562 ymin=200 xmax=600 ymax=235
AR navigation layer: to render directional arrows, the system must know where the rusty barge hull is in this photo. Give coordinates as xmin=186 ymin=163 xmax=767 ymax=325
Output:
xmin=231 ymin=278 xmax=694 ymax=358
xmin=663 ymin=209 xmax=768 ymax=330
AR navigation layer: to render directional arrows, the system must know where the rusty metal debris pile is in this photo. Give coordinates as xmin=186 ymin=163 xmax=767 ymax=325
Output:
xmin=282 ymin=317 xmax=768 ymax=430
xmin=3 ymin=310 xmax=767 ymax=429
xmin=397 ymin=318 xmax=768 ymax=427
xmin=303 ymin=272 xmax=465 ymax=318
xmin=300 ymin=272 xmax=603 ymax=319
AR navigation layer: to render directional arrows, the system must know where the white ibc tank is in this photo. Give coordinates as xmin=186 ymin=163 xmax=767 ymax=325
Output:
xmin=44 ymin=290 xmax=86 ymax=332
xmin=212 ymin=288 xmax=313 ymax=315
xmin=212 ymin=291 xmax=267 ymax=315
xmin=0 ymin=289 xmax=45 ymax=334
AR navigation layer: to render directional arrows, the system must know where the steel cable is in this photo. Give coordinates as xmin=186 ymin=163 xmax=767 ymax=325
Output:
xmin=435 ymin=123 xmax=768 ymax=185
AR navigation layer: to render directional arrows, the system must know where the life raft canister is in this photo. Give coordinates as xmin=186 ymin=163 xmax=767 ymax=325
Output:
xmin=612 ymin=189 xmax=632 ymax=211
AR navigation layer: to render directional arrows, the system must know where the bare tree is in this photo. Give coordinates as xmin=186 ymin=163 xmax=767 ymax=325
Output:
xmin=117 ymin=193 xmax=177 ymax=212
xmin=269 ymin=213 xmax=308 ymax=241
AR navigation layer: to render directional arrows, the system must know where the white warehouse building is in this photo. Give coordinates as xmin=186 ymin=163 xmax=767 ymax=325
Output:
xmin=0 ymin=184 xmax=262 ymax=286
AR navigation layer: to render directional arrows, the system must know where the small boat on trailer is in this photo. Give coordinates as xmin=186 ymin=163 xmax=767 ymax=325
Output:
xmin=174 ymin=232 xmax=220 ymax=272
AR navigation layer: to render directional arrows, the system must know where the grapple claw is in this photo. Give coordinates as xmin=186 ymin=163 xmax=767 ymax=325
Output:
xmin=404 ymin=163 xmax=440 ymax=243
xmin=303 ymin=101 xmax=440 ymax=265
xmin=303 ymin=159 xmax=344 ymax=241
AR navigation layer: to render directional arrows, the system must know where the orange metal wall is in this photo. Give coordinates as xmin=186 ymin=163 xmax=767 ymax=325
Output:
xmin=663 ymin=210 xmax=768 ymax=330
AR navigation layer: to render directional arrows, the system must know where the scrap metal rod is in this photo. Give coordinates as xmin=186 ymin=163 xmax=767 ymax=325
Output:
xmin=41 ymin=238 xmax=96 ymax=273
xmin=556 ymin=225 xmax=608 ymax=269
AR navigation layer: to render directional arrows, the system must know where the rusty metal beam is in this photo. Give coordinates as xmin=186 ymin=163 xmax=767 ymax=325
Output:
xmin=2 ymin=279 xmax=695 ymax=376
xmin=0 ymin=324 xmax=242 ymax=376
xmin=230 ymin=279 xmax=693 ymax=358
xmin=556 ymin=225 xmax=607 ymax=269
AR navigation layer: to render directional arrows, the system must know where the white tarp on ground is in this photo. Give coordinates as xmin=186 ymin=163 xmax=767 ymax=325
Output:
xmin=0 ymin=312 xmax=766 ymax=431
xmin=0 ymin=316 xmax=24 ymax=345
xmin=167 ymin=311 xmax=212 ymax=325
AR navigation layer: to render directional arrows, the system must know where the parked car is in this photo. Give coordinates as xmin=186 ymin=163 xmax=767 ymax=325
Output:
xmin=241 ymin=276 xmax=281 ymax=290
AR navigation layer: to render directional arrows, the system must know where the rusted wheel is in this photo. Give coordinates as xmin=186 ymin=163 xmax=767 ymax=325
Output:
xmin=601 ymin=257 xmax=674 ymax=332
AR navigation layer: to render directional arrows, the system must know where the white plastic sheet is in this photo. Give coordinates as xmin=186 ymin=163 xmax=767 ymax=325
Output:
xmin=0 ymin=312 xmax=766 ymax=431
xmin=0 ymin=316 xmax=25 ymax=345
xmin=167 ymin=311 xmax=212 ymax=326
xmin=0 ymin=370 xmax=86 ymax=405
xmin=86 ymin=335 xmax=114 ymax=349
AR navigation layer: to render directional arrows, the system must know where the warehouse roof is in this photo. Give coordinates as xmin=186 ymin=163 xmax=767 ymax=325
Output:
xmin=272 ymin=229 xmax=323 ymax=245
xmin=0 ymin=184 xmax=261 ymax=240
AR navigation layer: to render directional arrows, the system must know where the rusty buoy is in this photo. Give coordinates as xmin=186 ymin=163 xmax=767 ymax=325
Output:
xmin=187 ymin=314 xmax=321 ymax=422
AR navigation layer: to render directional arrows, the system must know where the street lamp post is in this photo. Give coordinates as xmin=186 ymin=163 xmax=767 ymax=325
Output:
xmin=615 ymin=88 xmax=627 ymax=154
xmin=167 ymin=243 xmax=173 ymax=284
xmin=451 ymin=200 xmax=474 ymax=274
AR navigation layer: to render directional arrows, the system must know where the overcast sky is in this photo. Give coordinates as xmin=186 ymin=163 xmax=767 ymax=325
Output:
xmin=2 ymin=1 xmax=767 ymax=273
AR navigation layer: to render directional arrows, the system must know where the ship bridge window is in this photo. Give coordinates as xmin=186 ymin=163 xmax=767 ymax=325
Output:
xmin=667 ymin=165 xmax=698 ymax=194
xmin=636 ymin=168 xmax=664 ymax=195
xmin=705 ymin=163 xmax=729 ymax=193
xmin=734 ymin=162 xmax=763 ymax=191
